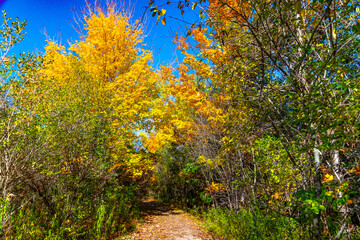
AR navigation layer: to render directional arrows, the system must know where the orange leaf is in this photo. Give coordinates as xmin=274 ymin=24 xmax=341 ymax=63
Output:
xmin=354 ymin=166 xmax=360 ymax=175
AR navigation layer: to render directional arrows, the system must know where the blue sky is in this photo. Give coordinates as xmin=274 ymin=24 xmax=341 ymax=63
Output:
xmin=0 ymin=0 xmax=198 ymax=68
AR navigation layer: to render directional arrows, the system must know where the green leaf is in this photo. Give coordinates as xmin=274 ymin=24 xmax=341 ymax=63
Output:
xmin=353 ymin=22 xmax=360 ymax=34
xmin=192 ymin=2 xmax=198 ymax=10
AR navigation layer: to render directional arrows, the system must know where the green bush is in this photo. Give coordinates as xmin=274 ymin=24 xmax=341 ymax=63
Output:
xmin=3 ymin=184 xmax=139 ymax=239
xmin=203 ymin=207 xmax=310 ymax=240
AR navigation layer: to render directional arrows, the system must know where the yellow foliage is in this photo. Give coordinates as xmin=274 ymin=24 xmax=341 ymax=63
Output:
xmin=145 ymin=127 xmax=176 ymax=153
xmin=191 ymin=27 xmax=211 ymax=49
xmin=197 ymin=155 xmax=223 ymax=169
xmin=322 ymin=173 xmax=334 ymax=183
xmin=206 ymin=182 xmax=226 ymax=194
xmin=69 ymin=8 xmax=142 ymax=82
xmin=39 ymin=4 xmax=162 ymax=179
xmin=208 ymin=0 xmax=251 ymax=24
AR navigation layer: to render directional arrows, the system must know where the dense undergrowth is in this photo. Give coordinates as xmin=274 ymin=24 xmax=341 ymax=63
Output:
xmin=2 ymin=185 xmax=139 ymax=239
xmin=203 ymin=207 xmax=308 ymax=240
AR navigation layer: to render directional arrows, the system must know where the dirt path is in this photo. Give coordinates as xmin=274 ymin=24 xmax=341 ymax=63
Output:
xmin=121 ymin=200 xmax=213 ymax=240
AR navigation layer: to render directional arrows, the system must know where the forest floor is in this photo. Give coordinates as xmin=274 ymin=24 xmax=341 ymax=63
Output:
xmin=120 ymin=200 xmax=213 ymax=240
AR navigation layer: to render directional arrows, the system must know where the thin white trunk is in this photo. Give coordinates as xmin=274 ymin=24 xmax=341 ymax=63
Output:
xmin=331 ymin=149 xmax=348 ymax=239
xmin=331 ymin=150 xmax=341 ymax=185
xmin=313 ymin=146 xmax=322 ymax=239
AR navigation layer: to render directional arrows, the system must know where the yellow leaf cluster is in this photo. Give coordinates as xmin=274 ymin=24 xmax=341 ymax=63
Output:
xmin=322 ymin=173 xmax=334 ymax=183
xmin=208 ymin=0 xmax=251 ymax=24
xmin=69 ymin=8 xmax=142 ymax=82
xmin=206 ymin=182 xmax=226 ymax=194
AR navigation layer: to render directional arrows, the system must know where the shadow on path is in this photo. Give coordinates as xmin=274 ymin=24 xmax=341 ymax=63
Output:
xmin=139 ymin=200 xmax=181 ymax=216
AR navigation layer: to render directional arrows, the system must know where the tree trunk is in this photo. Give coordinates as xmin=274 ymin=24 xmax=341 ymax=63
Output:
xmin=313 ymin=138 xmax=322 ymax=239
